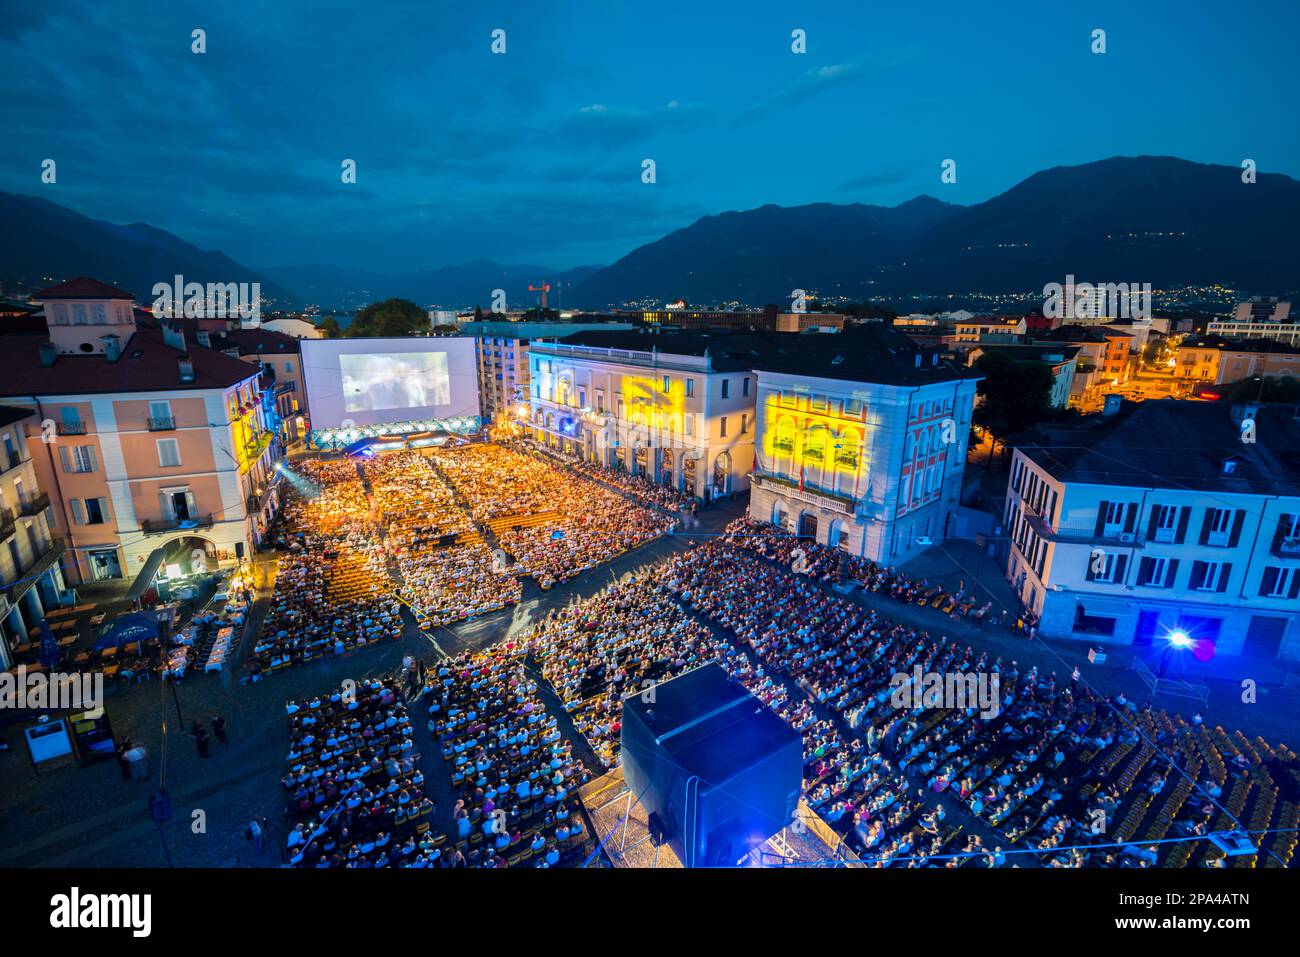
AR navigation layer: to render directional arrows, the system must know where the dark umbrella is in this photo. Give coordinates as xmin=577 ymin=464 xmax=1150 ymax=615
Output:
xmin=37 ymin=618 xmax=62 ymax=670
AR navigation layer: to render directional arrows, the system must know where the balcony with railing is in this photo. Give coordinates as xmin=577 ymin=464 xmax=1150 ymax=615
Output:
xmin=141 ymin=513 xmax=214 ymax=535
xmin=752 ymin=470 xmax=856 ymax=515
xmin=148 ymin=416 xmax=176 ymax=431
xmin=1021 ymin=509 xmax=1144 ymax=548
xmin=1 ymin=450 xmax=24 ymax=475
xmin=18 ymin=491 xmax=50 ymax=517
xmin=3 ymin=539 xmax=65 ymax=603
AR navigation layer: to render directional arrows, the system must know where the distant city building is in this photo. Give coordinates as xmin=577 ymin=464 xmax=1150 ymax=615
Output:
xmin=1032 ymin=324 xmax=1133 ymax=409
xmin=0 ymin=278 xmax=284 ymax=591
xmin=1024 ymin=311 xmax=1063 ymax=335
xmin=749 ymin=325 xmax=980 ymax=564
xmin=1207 ymin=299 xmax=1299 ymax=347
xmin=260 ymin=316 xmax=324 ymax=339
xmin=1175 ymin=335 xmax=1300 ymax=387
xmin=1004 ymin=399 xmax=1300 ymax=657
xmin=462 ymin=321 xmax=636 ymax=423
xmin=637 ymin=307 xmax=845 ymax=333
xmin=953 ymin=316 xmax=1027 ymax=342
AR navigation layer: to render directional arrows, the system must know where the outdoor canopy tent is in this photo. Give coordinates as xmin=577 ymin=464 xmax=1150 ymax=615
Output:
xmin=91 ymin=611 xmax=165 ymax=652
xmin=124 ymin=546 xmax=168 ymax=603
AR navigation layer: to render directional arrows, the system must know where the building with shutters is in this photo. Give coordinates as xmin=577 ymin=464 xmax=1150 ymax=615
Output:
xmin=0 ymin=277 xmax=283 ymax=596
xmin=0 ymin=405 xmax=65 ymax=666
xmin=1003 ymin=398 xmax=1300 ymax=658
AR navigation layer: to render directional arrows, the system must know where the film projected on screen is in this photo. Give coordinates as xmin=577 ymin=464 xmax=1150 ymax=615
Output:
xmin=301 ymin=336 xmax=480 ymax=429
xmin=340 ymin=352 xmax=451 ymax=413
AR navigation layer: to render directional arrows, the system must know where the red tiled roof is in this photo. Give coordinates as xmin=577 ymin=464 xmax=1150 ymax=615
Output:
xmin=0 ymin=328 xmax=260 ymax=397
xmin=35 ymin=277 xmax=136 ymax=301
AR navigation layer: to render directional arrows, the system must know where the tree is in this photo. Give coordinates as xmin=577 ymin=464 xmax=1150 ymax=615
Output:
xmin=1218 ymin=375 xmax=1300 ymax=403
xmin=347 ymin=298 xmax=430 ymax=338
xmin=316 ymin=316 xmax=342 ymax=339
xmin=972 ymin=351 xmax=1055 ymax=447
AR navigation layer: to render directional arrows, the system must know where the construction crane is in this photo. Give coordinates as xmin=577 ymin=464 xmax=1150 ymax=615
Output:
xmin=528 ymin=281 xmax=551 ymax=311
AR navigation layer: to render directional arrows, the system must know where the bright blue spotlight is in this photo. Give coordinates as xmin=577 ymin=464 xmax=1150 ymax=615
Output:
xmin=1167 ymin=630 xmax=1194 ymax=649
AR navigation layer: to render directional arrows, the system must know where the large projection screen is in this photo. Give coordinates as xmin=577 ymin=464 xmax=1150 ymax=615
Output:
xmin=301 ymin=336 xmax=481 ymax=430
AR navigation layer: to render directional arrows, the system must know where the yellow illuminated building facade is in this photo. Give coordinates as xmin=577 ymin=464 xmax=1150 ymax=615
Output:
xmin=750 ymin=366 xmax=980 ymax=564
xmin=528 ymin=339 xmax=756 ymax=500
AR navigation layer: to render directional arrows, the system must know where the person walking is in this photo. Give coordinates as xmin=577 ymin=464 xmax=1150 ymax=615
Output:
xmin=246 ymin=817 xmax=265 ymax=855
xmin=191 ymin=721 xmax=211 ymax=758
xmin=125 ymin=743 xmax=149 ymax=781
xmin=115 ymin=737 xmax=133 ymax=781
xmin=211 ymin=713 xmax=228 ymax=745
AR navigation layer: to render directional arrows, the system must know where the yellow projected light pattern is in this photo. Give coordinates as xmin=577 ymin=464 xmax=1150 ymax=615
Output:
xmin=619 ymin=373 xmax=687 ymax=436
xmin=760 ymin=393 xmax=867 ymax=491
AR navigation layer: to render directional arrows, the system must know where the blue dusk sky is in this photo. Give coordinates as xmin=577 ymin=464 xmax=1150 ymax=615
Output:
xmin=1 ymin=0 xmax=1296 ymax=271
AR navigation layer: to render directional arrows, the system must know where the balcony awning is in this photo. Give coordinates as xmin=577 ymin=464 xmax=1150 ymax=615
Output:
xmin=125 ymin=546 xmax=168 ymax=602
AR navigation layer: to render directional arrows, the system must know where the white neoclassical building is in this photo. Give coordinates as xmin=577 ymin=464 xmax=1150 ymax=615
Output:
xmin=748 ymin=325 xmax=981 ymax=564
xmin=527 ymin=331 xmax=764 ymax=500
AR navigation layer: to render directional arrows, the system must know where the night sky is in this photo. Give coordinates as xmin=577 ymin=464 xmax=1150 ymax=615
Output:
xmin=3 ymin=0 xmax=1296 ymax=272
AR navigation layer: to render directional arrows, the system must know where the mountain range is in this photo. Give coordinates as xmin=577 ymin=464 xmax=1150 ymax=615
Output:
xmin=0 ymin=192 xmax=299 ymax=306
xmin=4 ymin=157 xmax=1298 ymax=312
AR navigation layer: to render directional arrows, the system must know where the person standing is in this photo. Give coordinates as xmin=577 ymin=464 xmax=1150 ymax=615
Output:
xmin=115 ymin=737 xmax=133 ymax=781
xmin=191 ymin=721 xmax=211 ymax=758
xmin=211 ymin=713 xmax=228 ymax=745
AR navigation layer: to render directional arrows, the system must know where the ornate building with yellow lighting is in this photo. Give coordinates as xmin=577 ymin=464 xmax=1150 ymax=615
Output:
xmin=527 ymin=331 xmax=764 ymax=499
xmin=749 ymin=325 xmax=981 ymax=563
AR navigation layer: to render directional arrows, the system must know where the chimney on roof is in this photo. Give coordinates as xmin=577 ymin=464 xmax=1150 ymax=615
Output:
xmin=1230 ymin=402 xmax=1260 ymax=427
xmin=161 ymin=320 xmax=186 ymax=352
xmin=178 ymin=354 xmax=195 ymax=383
xmin=102 ymin=334 xmax=121 ymax=363
xmin=38 ymin=341 xmax=57 ymax=367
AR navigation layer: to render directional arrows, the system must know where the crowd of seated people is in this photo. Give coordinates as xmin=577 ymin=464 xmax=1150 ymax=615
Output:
xmin=518 ymin=563 xmax=868 ymax=832
xmin=526 ymin=571 xmax=724 ymax=768
xmin=561 ymin=455 xmax=694 ymax=512
xmin=654 ymin=528 xmax=1296 ymax=867
xmin=245 ymin=465 xmax=402 ymax=681
xmin=364 ymin=451 xmax=522 ymax=626
xmin=433 ymin=443 xmax=672 ymax=588
xmin=282 ymin=677 xmax=435 ymax=867
xmin=423 ymin=645 xmax=596 ymax=867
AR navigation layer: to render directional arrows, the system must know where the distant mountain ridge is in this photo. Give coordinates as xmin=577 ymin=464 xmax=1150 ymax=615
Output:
xmin=570 ymin=156 xmax=1300 ymax=306
xmin=0 ymin=191 xmax=300 ymax=306
xmin=5 ymin=157 xmax=1299 ymax=312
xmin=263 ymin=260 xmax=601 ymax=312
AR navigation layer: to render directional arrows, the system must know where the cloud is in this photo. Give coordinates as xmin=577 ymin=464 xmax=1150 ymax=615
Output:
xmin=731 ymin=49 xmax=917 ymax=125
xmin=835 ymin=167 xmax=912 ymax=193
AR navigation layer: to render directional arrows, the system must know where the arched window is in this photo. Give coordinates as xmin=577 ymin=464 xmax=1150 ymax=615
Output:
xmin=712 ymin=450 xmax=731 ymax=494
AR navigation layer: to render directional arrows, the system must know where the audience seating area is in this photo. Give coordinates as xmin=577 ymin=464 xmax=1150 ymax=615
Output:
xmin=433 ymin=443 xmax=672 ymax=588
xmin=515 ymin=518 xmax=1298 ymax=867
xmin=283 ymin=678 xmax=433 ymax=867
xmin=423 ymin=645 xmax=597 ymax=867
